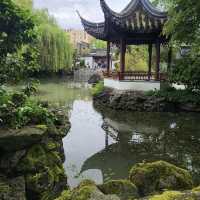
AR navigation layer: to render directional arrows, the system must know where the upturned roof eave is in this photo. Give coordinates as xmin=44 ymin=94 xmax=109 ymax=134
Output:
xmin=100 ymin=0 xmax=168 ymax=19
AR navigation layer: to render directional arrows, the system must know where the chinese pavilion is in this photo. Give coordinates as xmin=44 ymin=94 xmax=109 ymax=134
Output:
xmin=78 ymin=0 xmax=171 ymax=91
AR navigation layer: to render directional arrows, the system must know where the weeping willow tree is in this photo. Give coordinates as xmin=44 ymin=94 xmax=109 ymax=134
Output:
xmin=13 ymin=1 xmax=74 ymax=74
xmin=36 ymin=10 xmax=73 ymax=73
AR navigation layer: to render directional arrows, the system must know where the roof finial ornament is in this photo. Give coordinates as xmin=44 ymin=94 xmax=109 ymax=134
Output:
xmin=76 ymin=10 xmax=81 ymax=18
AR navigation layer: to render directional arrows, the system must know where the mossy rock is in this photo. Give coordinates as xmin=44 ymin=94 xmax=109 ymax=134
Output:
xmin=78 ymin=179 xmax=96 ymax=188
xmin=148 ymin=190 xmax=200 ymax=200
xmin=98 ymin=179 xmax=139 ymax=200
xmin=0 ymin=126 xmax=46 ymax=152
xmin=56 ymin=185 xmax=120 ymax=200
xmin=25 ymin=165 xmax=67 ymax=200
xmin=17 ymin=144 xmax=62 ymax=172
xmin=17 ymin=144 xmax=67 ymax=199
xmin=193 ymin=186 xmax=200 ymax=192
xmin=0 ymin=175 xmax=26 ymax=200
xmin=129 ymin=161 xmax=193 ymax=196
xmin=55 ymin=190 xmax=71 ymax=200
xmin=47 ymin=124 xmax=69 ymax=139
xmin=0 ymin=150 xmax=26 ymax=173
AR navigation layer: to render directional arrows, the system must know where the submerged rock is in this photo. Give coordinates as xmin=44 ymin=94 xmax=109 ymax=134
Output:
xmin=129 ymin=161 xmax=193 ymax=196
xmin=0 ymin=126 xmax=47 ymax=152
xmin=98 ymin=179 xmax=139 ymax=200
xmin=0 ymin=175 xmax=26 ymax=200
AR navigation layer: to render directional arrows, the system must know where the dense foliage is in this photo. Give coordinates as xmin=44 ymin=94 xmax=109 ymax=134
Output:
xmin=91 ymin=38 xmax=107 ymax=49
xmin=36 ymin=10 xmax=73 ymax=73
xmin=0 ymin=0 xmax=36 ymax=58
xmin=125 ymin=46 xmax=148 ymax=71
xmin=0 ymin=86 xmax=55 ymax=128
xmin=0 ymin=0 xmax=73 ymax=84
xmin=161 ymin=0 xmax=200 ymax=90
xmin=91 ymin=82 xmax=104 ymax=96
xmin=170 ymin=56 xmax=200 ymax=90
xmin=146 ymin=86 xmax=200 ymax=105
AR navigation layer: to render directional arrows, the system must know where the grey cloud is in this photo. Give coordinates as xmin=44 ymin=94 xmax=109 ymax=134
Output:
xmin=33 ymin=0 xmax=130 ymax=29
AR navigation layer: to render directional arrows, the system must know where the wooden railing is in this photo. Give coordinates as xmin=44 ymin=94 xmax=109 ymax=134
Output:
xmin=103 ymin=71 xmax=167 ymax=81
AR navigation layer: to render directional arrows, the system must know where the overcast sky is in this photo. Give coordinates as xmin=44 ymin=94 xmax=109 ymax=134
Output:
xmin=33 ymin=0 xmax=131 ymax=29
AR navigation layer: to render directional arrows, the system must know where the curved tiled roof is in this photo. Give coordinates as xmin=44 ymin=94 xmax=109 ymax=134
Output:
xmin=78 ymin=0 xmax=168 ymax=44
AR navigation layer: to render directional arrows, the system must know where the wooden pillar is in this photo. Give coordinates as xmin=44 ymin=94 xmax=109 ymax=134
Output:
xmin=107 ymin=41 xmax=111 ymax=75
xmin=155 ymin=41 xmax=161 ymax=81
xmin=105 ymin=132 xmax=109 ymax=149
xmin=167 ymin=46 xmax=172 ymax=72
xmin=148 ymin=43 xmax=153 ymax=81
xmin=120 ymin=39 xmax=126 ymax=80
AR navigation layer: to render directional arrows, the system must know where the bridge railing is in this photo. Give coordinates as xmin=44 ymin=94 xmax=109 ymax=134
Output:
xmin=103 ymin=71 xmax=167 ymax=81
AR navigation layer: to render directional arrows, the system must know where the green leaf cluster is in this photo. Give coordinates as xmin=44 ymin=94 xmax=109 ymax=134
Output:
xmin=0 ymin=86 xmax=56 ymax=128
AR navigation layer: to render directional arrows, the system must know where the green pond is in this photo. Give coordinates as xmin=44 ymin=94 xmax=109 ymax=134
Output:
xmin=32 ymin=78 xmax=200 ymax=188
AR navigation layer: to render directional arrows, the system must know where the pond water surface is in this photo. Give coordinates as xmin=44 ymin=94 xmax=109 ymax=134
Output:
xmin=36 ymin=78 xmax=200 ymax=188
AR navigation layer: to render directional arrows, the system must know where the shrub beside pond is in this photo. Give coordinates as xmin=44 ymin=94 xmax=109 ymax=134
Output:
xmin=91 ymin=81 xmax=104 ymax=96
xmin=0 ymin=86 xmax=57 ymax=129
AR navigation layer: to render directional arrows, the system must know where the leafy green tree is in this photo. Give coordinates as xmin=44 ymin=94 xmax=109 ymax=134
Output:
xmin=91 ymin=38 xmax=107 ymax=49
xmin=125 ymin=46 xmax=148 ymax=71
xmin=162 ymin=0 xmax=200 ymax=90
xmin=0 ymin=0 xmax=36 ymax=58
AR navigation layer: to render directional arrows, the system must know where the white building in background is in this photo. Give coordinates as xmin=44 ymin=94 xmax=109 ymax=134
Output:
xmin=81 ymin=49 xmax=117 ymax=70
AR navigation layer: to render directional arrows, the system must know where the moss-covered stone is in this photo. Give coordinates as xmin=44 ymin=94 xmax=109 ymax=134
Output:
xmin=193 ymin=186 xmax=200 ymax=192
xmin=0 ymin=175 xmax=26 ymax=200
xmin=78 ymin=179 xmax=96 ymax=188
xmin=56 ymin=183 xmax=121 ymax=200
xmin=17 ymin=143 xmax=67 ymax=200
xmin=18 ymin=144 xmax=62 ymax=172
xmin=0 ymin=150 xmax=26 ymax=173
xmin=55 ymin=190 xmax=71 ymax=200
xmin=129 ymin=161 xmax=193 ymax=196
xmin=147 ymin=190 xmax=200 ymax=200
xmin=0 ymin=126 xmax=46 ymax=152
xmin=98 ymin=179 xmax=138 ymax=200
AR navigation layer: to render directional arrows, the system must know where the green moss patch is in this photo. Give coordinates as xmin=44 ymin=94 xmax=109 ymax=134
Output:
xmin=91 ymin=81 xmax=104 ymax=96
xmin=148 ymin=190 xmax=200 ymax=200
xmin=129 ymin=161 xmax=193 ymax=196
xmin=99 ymin=179 xmax=138 ymax=200
xmin=193 ymin=186 xmax=200 ymax=192
xmin=149 ymin=191 xmax=182 ymax=200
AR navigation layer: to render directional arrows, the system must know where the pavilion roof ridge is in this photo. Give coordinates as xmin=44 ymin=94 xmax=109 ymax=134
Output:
xmin=100 ymin=0 xmax=167 ymax=19
xmin=78 ymin=0 xmax=169 ymax=45
xmin=76 ymin=10 xmax=105 ymax=28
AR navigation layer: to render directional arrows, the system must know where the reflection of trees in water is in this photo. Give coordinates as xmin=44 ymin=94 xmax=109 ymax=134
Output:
xmin=36 ymin=81 xmax=91 ymax=109
xmin=82 ymin=106 xmax=200 ymax=184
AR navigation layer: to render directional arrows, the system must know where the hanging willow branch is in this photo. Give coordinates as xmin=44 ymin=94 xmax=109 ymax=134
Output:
xmin=36 ymin=10 xmax=73 ymax=73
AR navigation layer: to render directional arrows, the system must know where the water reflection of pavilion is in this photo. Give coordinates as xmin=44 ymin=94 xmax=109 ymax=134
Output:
xmin=81 ymin=108 xmax=200 ymax=184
